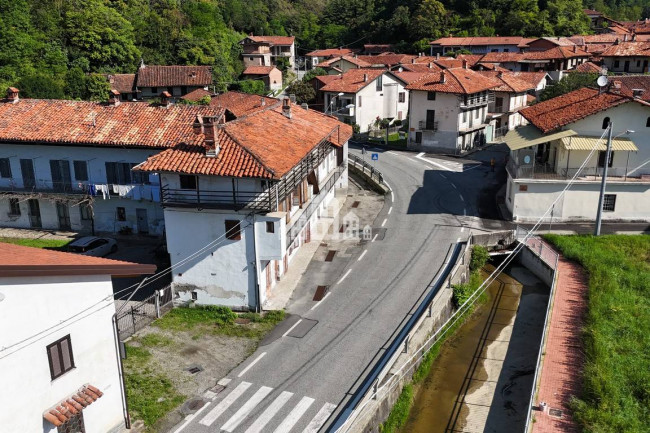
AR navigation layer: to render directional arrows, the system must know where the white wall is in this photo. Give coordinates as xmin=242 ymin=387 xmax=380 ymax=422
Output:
xmin=602 ymin=56 xmax=650 ymax=73
xmin=0 ymin=274 xmax=124 ymax=433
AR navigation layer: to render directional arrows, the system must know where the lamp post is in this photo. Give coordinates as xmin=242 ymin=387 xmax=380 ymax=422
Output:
xmin=327 ymin=92 xmax=344 ymax=114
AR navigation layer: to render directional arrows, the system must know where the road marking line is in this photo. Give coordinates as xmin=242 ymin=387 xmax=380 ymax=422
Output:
xmin=390 ymin=191 xmax=394 ymax=201
xmin=238 ymin=353 xmax=267 ymax=378
xmin=199 ymin=381 xmax=251 ymax=426
xmin=388 ymin=206 xmax=392 ymax=214
xmin=244 ymin=391 xmax=294 ymax=433
xmin=172 ymin=400 xmax=212 ymax=433
xmin=337 ymin=269 xmax=352 ymax=285
xmin=217 ymin=378 xmax=232 ymax=387
xmin=358 ymin=249 xmax=368 ymax=261
xmin=461 ymin=227 xmax=465 ymax=232
xmin=304 ymin=402 xmax=338 ymax=433
xmin=381 ymin=218 xmax=387 ymax=227
xmin=221 ymin=386 xmax=273 ymax=432
xmin=417 ymin=152 xmax=425 ymax=157
xmin=309 ymin=292 xmax=331 ymax=311
xmin=371 ymin=233 xmax=379 ymax=243
xmin=282 ymin=319 xmax=303 ymax=337
xmin=451 ymin=183 xmax=457 ymax=189
xmin=273 ymin=396 xmax=315 ymax=433
xmin=415 ymin=153 xmax=454 ymax=171
xmin=459 ymin=194 xmax=465 ymax=202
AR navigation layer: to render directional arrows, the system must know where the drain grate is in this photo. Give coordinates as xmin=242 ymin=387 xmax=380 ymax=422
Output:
xmin=351 ymin=201 xmax=360 ymax=208
xmin=549 ymin=408 xmax=563 ymax=418
xmin=313 ymin=285 xmax=329 ymax=301
xmin=325 ymin=250 xmax=336 ymax=262
xmin=186 ymin=365 xmax=203 ymax=375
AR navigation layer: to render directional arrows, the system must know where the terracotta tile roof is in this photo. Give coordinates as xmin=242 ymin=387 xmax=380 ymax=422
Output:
xmin=243 ymin=66 xmax=279 ymax=75
xmin=137 ymin=102 xmax=352 ymax=179
xmin=0 ymin=243 xmax=156 ymax=277
xmin=392 ymin=71 xmax=429 ymax=84
xmin=582 ymin=34 xmax=624 ymax=43
xmin=434 ymin=58 xmax=464 ymax=69
xmin=247 ymin=35 xmax=295 ymax=45
xmin=364 ymin=44 xmax=393 ymax=53
xmin=312 ymin=75 xmax=341 ymax=85
xmin=137 ymin=65 xmax=212 ymax=88
xmin=475 ymin=63 xmax=510 ymax=72
xmin=479 ymin=52 xmax=525 ymax=63
xmin=455 ymin=54 xmax=484 ymax=65
xmin=43 ymin=385 xmax=103 ymax=427
xmin=306 ymin=48 xmax=358 ymax=58
xmin=319 ymin=56 xmax=372 ymax=68
xmin=406 ymin=67 xmax=500 ymax=94
xmin=572 ymin=61 xmax=603 ymax=73
xmin=523 ymin=46 xmax=590 ymax=60
xmin=583 ymin=8 xmax=603 ymax=15
xmin=608 ymin=75 xmax=650 ymax=101
xmin=585 ymin=43 xmax=613 ymax=55
xmin=181 ymin=88 xmax=212 ymax=102
xmin=320 ymin=69 xmax=385 ymax=93
xmin=0 ymin=98 xmax=224 ymax=148
xmin=430 ymin=36 xmax=532 ymax=47
xmin=105 ymin=74 xmax=136 ymax=94
xmin=476 ymin=71 xmax=538 ymax=92
xmin=519 ymin=87 xmax=647 ymax=133
xmin=357 ymin=54 xmax=417 ymax=66
xmin=398 ymin=63 xmax=441 ymax=72
xmin=209 ymin=91 xmax=280 ymax=117
xmin=600 ymin=41 xmax=650 ymax=57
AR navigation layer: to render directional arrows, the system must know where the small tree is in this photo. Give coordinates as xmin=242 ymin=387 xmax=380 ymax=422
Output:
xmin=235 ymin=80 xmax=266 ymax=95
xmin=85 ymin=74 xmax=111 ymax=102
xmin=303 ymin=67 xmax=328 ymax=83
xmin=17 ymin=73 xmax=65 ymax=99
xmin=284 ymin=80 xmax=315 ymax=104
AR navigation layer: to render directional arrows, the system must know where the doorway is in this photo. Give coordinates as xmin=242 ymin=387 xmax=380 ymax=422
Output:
xmin=28 ymin=199 xmax=42 ymax=228
xmin=56 ymin=202 xmax=71 ymax=230
xmin=136 ymin=208 xmax=149 ymax=234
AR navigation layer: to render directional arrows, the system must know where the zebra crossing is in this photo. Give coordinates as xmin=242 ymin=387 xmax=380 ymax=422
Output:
xmin=193 ymin=380 xmax=337 ymax=433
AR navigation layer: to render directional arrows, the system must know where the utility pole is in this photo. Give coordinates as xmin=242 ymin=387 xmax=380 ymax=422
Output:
xmin=594 ymin=121 xmax=613 ymax=236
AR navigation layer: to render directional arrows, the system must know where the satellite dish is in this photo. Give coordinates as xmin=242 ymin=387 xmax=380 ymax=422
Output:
xmin=597 ymin=75 xmax=609 ymax=87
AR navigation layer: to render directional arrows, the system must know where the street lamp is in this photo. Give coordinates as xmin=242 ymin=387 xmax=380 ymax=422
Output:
xmin=327 ymin=92 xmax=344 ymax=114
xmin=594 ymin=123 xmax=634 ymax=235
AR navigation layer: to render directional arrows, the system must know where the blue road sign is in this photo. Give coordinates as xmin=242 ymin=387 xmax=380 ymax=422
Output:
xmin=371 ymin=153 xmax=379 ymax=161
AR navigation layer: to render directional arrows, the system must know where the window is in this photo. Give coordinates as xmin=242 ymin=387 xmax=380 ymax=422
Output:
xmin=8 ymin=198 xmax=20 ymax=216
xmin=132 ymin=170 xmax=149 ymax=185
xmin=80 ymin=204 xmax=92 ymax=220
xmin=475 ymin=108 xmax=480 ymax=119
xmin=427 ymin=91 xmax=436 ymax=101
xmin=116 ymin=207 xmax=126 ymax=221
xmin=495 ymin=96 xmax=504 ymax=112
xmin=73 ymin=161 xmax=88 ymax=181
xmin=646 ymin=117 xmax=650 ymax=127
xmin=462 ymin=110 xmax=467 ymax=122
xmin=179 ymin=175 xmax=197 ymax=190
xmin=181 ymin=86 xmax=187 ymax=94
xmin=225 ymin=220 xmax=241 ymax=240
xmin=376 ymin=75 xmax=383 ymax=91
xmin=398 ymin=92 xmax=405 ymax=103
xmin=58 ymin=412 xmax=85 ymax=433
xmin=426 ymin=110 xmax=436 ymax=130
xmin=47 ymin=335 xmax=75 ymax=380
xmin=105 ymin=162 xmax=134 ymax=185
xmin=151 ymin=87 xmax=158 ymax=94
xmin=504 ymin=48 xmax=510 ymax=52
xmin=358 ymin=95 xmax=362 ymax=108
xmin=614 ymin=60 xmax=620 ymax=68
xmin=598 ymin=151 xmax=614 ymax=167
xmin=266 ymin=221 xmax=275 ymax=233
xmin=602 ymin=117 xmax=610 ymax=129
xmin=603 ymin=194 xmax=616 ymax=212
xmin=491 ymin=49 xmax=498 ymax=52
xmin=0 ymin=158 xmax=11 ymax=178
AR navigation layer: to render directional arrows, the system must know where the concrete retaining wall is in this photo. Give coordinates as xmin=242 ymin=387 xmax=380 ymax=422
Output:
xmin=348 ymin=162 xmax=389 ymax=195
xmin=517 ymin=247 xmax=555 ymax=287
xmin=472 ymin=230 xmax=516 ymax=251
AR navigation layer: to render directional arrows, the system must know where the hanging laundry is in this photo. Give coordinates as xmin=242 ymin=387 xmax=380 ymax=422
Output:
xmin=151 ymin=187 xmax=161 ymax=202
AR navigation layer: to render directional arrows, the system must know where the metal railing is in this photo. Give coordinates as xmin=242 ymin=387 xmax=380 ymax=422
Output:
xmin=507 ymin=160 xmax=646 ymax=182
xmin=161 ymin=185 xmax=276 ymax=211
xmin=0 ymin=180 xmax=88 ymax=195
xmin=418 ymin=120 xmax=439 ymax=131
xmin=348 ymin=153 xmax=384 ymax=185
xmin=459 ymin=92 xmax=494 ymax=108
xmin=115 ymin=284 xmax=174 ymax=340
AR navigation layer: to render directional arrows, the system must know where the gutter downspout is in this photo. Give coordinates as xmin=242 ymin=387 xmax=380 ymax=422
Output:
xmin=251 ymin=214 xmax=262 ymax=313
xmin=112 ymin=314 xmax=131 ymax=429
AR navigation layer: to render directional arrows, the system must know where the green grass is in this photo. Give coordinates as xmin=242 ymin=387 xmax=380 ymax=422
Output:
xmin=380 ymin=384 xmax=413 ymax=433
xmin=544 ymin=234 xmax=650 ymax=433
xmin=139 ymin=333 xmax=174 ymax=348
xmin=368 ymin=132 xmax=407 ymax=147
xmin=0 ymin=237 xmax=71 ymax=250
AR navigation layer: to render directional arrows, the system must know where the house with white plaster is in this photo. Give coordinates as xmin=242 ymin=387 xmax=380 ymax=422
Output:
xmin=240 ymin=35 xmax=296 ymax=69
xmin=0 ymin=242 xmax=155 ymax=433
xmin=319 ymin=69 xmax=410 ymax=132
xmin=136 ymin=65 xmax=212 ymax=100
xmin=504 ymin=86 xmax=650 ymax=222
xmin=429 ymin=36 xmax=533 ymax=55
xmin=135 ymin=98 xmax=352 ymax=311
xmin=304 ymin=48 xmax=359 ymax=69
xmin=600 ymin=41 xmax=650 ymax=73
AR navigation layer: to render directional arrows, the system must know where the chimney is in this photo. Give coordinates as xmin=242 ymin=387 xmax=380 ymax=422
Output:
xmin=193 ymin=115 xmax=204 ymax=135
xmin=440 ymin=71 xmax=446 ymax=83
xmin=160 ymin=91 xmax=172 ymax=107
xmin=301 ymin=103 xmax=309 ymax=110
xmin=203 ymin=116 xmax=219 ymax=153
xmin=462 ymin=59 xmax=468 ymax=69
xmin=497 ymin=71 xmax=503 ymax=78
xmin=260 ymin=97 xmax=266 ymax=106
xmin=493 ymin=64 xmax=498 ymax=71
xmin=282 ymin=97 xmax=292 ymax=118
xmin=632 ymin=33 xmax=637 ymax=41
xmin=573 ymin=45 xmax=577 ymax=52
xmin=611 ymin=80 xmax=622 ymax=93
xmin=108 ymin=89 xmax=121 ymax=106
xmin=624 ymin=34 xmax=628 ymax=42
xmin=429 ymin=62 xmax=433 ymax=69
xmin=436 ymin=53 xmax=440 ymax=60
xmin=412 ymin=58 xmax=416 ymax=64
xmin=363 ymin=73 xmax=368 ymax=82
xmin=6 ymin=87 xmax=19 ymax=103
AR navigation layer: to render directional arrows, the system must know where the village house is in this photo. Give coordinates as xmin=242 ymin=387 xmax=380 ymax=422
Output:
xmin=0 ymin=242 xmax=155 ymax=433
xmin=241 ymin=66 xmax=283 ymax=92
xmin=429 ymin=36 xmax=533 ymax=55
xmin=0 ymin=88 xmax=221 ymax=235
xmin=136 ymin=64 xmax=212 ymax=99
xmin=304 ymin=48 xmax=359 ymax=69
xmin=240 ymin=35 xmax=296 ymax=69
xmin=318 ymin=69 xmax=410 ymax=132
xmin=209 ymin=91 xmax=279 ymax=117
xmin=600 ymin=41 xmax=650 ymax=73
xmin=406 ymin=67 xmax=500 ymax=153
xmin=317 ymin=56 xmax=372 ymax=74
xmin=504 ymin=86 xmax=650 ymax=222
xmin=134 ymin=99 xmax=352 ymax=310
xmin=104 ymin=74 xmax=138 ymax=101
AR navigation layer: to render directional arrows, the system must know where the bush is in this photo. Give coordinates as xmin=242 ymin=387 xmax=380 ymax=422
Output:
xmin=470 ymin=245 xmax=489 ymax=272
xmin=380 ymin=384 xmax=413 ymax=433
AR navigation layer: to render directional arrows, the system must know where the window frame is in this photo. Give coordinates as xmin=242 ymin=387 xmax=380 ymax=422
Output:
xmin=179 ymin=175 xmax=197 ymax=190
xmin=375 ymin=75 xmax=383 ymax=91
xmin=646 ymin=117 xmax=650 ymax=127
xmin=266 ymin=221 xmax=275 ymax=233
xmin=427 ymin=91 xmax=436 ymax=101
xmin=47 ymin=334 xmax=75 ymax=380
xmin=225 ymin=220 xmax=242 ymax=240
xmin=602 ymin=117 xmax=610 ymax=129
xmin=116 ymin=207 xmax=126 ymax=221
xmin=8 ymin=198 xmax=20 ymax=216
xmin=598 ymin=150 xmax=614 ymax=168
xmin=73 ymin=160 xmax=88 ymax=182
xmin=0 ymin=158 xmax=12 ymax=178
xmin=398 ymin=92 xmax=405 ymax=103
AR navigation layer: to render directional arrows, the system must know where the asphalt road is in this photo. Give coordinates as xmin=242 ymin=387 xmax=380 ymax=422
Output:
xmin=169 ymin=144 xmax=514 ymax=433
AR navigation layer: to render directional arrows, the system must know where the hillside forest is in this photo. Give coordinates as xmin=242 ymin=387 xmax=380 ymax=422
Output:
xmin=2 ymin=0 xmax=650 ymax=100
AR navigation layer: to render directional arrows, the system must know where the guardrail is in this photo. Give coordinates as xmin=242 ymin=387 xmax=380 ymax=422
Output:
xmin=348 ymin=153 xmax=384 ymax=185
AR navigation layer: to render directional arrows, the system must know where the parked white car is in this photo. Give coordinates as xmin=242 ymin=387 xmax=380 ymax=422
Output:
xmin=68 ymin=236 xmax=118 ymax=257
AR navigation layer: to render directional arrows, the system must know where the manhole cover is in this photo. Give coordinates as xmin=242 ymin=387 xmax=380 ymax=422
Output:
xmin=186 ymin=365 xmax=204 ymax=375
xmin=313 ymin=285 xmax=329 ymax=301
xmin=325 ymin=250 xmax=336 ymax=262
xmin=549 ymin=408 xmax=563 ymax=418
xmin=181 ymin=398 xmax=206 ymax=415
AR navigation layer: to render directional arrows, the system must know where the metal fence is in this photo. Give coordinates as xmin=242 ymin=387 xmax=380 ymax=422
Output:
xmin=115 ymin=284 xmax=174 ymax=340
xmin=516 ymin=226 xmax=559 ymax=270
xmin=349 ymin=153 xmax=384 ymax=185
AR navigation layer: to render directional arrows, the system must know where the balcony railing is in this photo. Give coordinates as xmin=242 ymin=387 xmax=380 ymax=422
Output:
xmin=506 ymin=160 xmax=648 ymax=182
xmin=161 ymin=185 xmax=276 ymax=212
xmin=0 ymin=180 xmax=88 ymax=195
xmin=418 ymin=120 xmax=439 ymax=131
xmin=459 ymin=92 xmax=494 ymax=108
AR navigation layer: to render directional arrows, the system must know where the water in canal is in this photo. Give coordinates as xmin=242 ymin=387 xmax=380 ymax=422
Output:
xmin=400 ymin=261 xmax=550 ymax=433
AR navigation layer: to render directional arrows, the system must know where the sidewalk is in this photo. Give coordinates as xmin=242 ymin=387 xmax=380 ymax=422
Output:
xmin=532 ymin=255 xmax=587 ymax=433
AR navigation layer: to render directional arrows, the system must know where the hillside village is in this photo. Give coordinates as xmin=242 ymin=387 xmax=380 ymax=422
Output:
xmin=0 ymin=5 xmax=648 ymax=433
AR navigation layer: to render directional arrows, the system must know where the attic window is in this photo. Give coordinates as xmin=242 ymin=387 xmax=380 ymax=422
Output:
xmin=225 ymin=220 xmax=241 ymax=240
xmin=602 ymin=117 xmax=610 ymax=129
xmin=646 ymin=117 xmax=650 ymax=127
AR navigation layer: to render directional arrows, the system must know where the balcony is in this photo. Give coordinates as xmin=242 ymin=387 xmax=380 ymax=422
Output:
xmin=0 ymin=180 xmax=87 ymax=195
xmin=161 ymin=186 xmax=277 ymax=212
xmin=459 ymin=92 xmax=494 ymax=108
xmin=418 ymin=120 xmax=439 ymax=131
xmin=506 ymin=159 xmax=649 ymax=182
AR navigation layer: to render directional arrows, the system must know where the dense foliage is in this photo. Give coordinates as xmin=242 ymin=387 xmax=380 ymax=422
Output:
xmin=2 ymin=0 xmax=648 ymax=100
xmin=539 ymin=73 xmax=600 ymax=101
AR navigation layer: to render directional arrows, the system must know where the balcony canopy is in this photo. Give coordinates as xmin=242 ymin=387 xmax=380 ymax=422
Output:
xmin=559 ymin=136 xmax=638 ymax=152
xmin=504 ymin=125 xmax=577 ymax=150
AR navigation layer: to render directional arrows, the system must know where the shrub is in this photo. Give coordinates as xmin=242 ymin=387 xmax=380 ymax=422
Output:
xmin=470 ymin=245 xmax=489 ymax=272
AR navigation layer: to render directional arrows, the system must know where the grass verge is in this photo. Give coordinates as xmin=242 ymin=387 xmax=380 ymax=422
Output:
xmin=544 ymin=234 xmax=650 ymax=432
xmin=0 ymin=237 xmax=71 ymax=250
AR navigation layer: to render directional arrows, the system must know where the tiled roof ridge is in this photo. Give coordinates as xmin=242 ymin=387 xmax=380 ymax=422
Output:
xmin=446 ymin=68 xmax=470 ymax=94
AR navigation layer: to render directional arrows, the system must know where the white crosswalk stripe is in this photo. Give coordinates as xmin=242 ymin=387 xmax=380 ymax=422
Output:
xmin=244 ymin=391 xmax=294 ymax=433
xmin=221 ymin=386 xmax=274 ymax=432
xmin=303 ymin=402 xmax=337 ymax=433
xmin=273 ymin=396 xmax=315 ymax=433
xmin=199 ymin=381 xmax=251 ymax=426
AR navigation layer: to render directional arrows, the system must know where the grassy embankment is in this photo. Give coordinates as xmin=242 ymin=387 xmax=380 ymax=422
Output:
xmin=381 ymin=245 xmax=490 ymax=433
xmin=545 ymin=234 xmax=649 ymax=433
xmin=0 ymin=237 xmax=71 ymax=250
xmin=123 ymin=307 xmax=285 ymax=430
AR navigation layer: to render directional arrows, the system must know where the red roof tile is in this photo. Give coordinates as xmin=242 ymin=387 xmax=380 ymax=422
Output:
xmin=475 ymin=63 xmax=510 ymax=72
xmin=479 ymin=52 xmax=525 ymax=63
xmin=105 ymin=74 xmax=136 ymax=94
xmin=572 ymin=61 xmax=603 ymax=73
xmin=209 ymin=91 xmax=280 ymax=118
xmin=320 ymin=69 xmax=385 ymax=93
xmin=305 ymin=48 xmax=358 ymax=58
xmin=247 ymin=35 xmax=295 ymax=45
xmin=476 ymin=71 xmax=539 ymax=93
xmin=181 ymin=88 xmax=212 ymax=102
xmin=319 ymin=56 xmax=371 ymax=68
xmin=0 ymin=243 xmax=156 ymax=277
xmin=357 ymin=54 xmax=417 ymax=67
xmin=430 ymin=36 xmax=532 ymax=47
xmin=600 ymin=41 xmax=650 ymax=57
xmin=522 ymin=46 xmax=590 ymax=60
xmin=44 ymin=385 xmax=103 ymax=427
xmin=607 ymin=75 xmax=650 ymax=101
xmin=243 ymin=66 xmax=279 ymax=75
xmin=519 ymin=87 xmax=647 ymax=133
xmin=406 ymin=67 xmax=500 ymax=94
xmin=398 ymin=62 xmax=441 ymax=72
xmin=137 ymin=65 xmax=212 ymax=88
xmin=392 ymin=71 xmax=430 ymax=84
xmin=0 ymin=98 xmax=224 ymax=148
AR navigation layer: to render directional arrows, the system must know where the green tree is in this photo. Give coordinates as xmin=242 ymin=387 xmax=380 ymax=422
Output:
xmin=285 ymin=80 xmax=316 ymax=104
xmin=84 ymin=73 xmax=111 ymax=102
xmin=409 ymin=0 xmax=447 ymax=41
xmin=539 ymin=73 xmax=599 ymax=101
xmin=65 ymin=67 xmax=86 ymax=99
xmin=303 ymin=67 xmax=328 ymax=83
xmin=235 ymin=79 xmax=266 ymax=95
xmin=17 ymin=73 xmax=65 ymax=99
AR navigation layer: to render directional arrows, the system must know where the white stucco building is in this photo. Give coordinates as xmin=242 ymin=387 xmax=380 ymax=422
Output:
xmin=0 ymin=242 xmax=155 ymax=433
xmin=136 ymin=98 xmax=352 ymax=310
xmin=504 ymin=86 xmax=650 ymax=222
xmin=320 ymin=69 xmax=409 ymax=133
xmin=429 ymin=36 xmax=532 ymax=55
